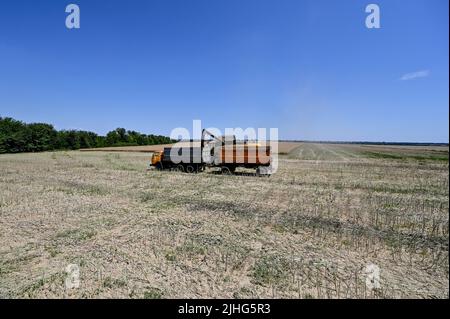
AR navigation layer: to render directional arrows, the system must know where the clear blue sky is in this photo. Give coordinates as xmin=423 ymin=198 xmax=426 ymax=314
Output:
xmin=0 ymin=0 xmax=448 ymax=142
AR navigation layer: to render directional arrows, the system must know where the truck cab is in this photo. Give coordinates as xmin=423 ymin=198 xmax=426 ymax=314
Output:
xmin=150 ymin=151 xmax=164 ymax=169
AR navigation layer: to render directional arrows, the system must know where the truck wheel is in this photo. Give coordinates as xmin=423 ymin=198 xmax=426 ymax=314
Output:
xmin=155 ymin=162 xmax=163 ymax=171
xmin=221 ymin=166 xmax=232 ymax=175
xmin=256 ymin=167 xmax=263 ymax=177
xmin=256 ymin=167 xmax=270 ymax=177
xmin=176 ymin=164 xmax=185 ymax=172
xmin=186 ymin=165 xmax=195 ymax=173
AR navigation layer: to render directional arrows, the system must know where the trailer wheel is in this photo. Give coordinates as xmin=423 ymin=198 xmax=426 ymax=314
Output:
xmin=186 ymin=165 xmax=195 ymax=173
xmin=176 ymin=164 xmax=185 ymax=172
xmin=256 ymin=167 xmax=270 ymax=177
xmin=221 ymin=166 xmax=232 ymax=175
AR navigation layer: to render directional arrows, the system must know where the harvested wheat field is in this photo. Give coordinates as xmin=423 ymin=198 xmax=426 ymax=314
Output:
xmin=0 ymin=144 xmax=448 ymax=299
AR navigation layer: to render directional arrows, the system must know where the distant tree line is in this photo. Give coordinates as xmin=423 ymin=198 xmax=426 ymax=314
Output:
xmin=0 ymin=117 xmax=175 ymax=154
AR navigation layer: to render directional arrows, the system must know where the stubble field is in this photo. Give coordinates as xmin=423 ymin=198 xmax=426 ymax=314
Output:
xmin=0 ymin=143 xmax=448 ymax=298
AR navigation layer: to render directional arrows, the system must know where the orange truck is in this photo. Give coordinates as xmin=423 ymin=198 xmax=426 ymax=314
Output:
xmin=150 ymin=129 xmax=272 ymax=175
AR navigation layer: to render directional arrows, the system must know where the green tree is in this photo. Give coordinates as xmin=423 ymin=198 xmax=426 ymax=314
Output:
xmin=1 ymin=116 xmax=175 ymax=153
xmin=27 ymin=123 xmax=57 ymax=152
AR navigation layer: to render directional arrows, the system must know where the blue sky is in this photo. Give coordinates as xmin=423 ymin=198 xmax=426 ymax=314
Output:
xmin=0 ymin=0 xmax=448 ymax=142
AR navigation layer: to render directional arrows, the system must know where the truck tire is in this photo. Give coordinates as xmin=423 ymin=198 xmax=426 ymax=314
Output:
xmin=176 ymin=164 xmax=185 ymax=172
xmin=186 ymin=165 xmax=195 ymax=173
xmin=221 ymin=166 xmax=232 ymax=175
xmin=256 ymin=166 xmax=271 ymax=177
xmin=155 ymin=162 xmax=164 ymax=171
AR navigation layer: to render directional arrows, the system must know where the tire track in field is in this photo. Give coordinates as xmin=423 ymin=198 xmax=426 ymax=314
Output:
xmin=317 ymin=144 xmax=347 ymax=161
